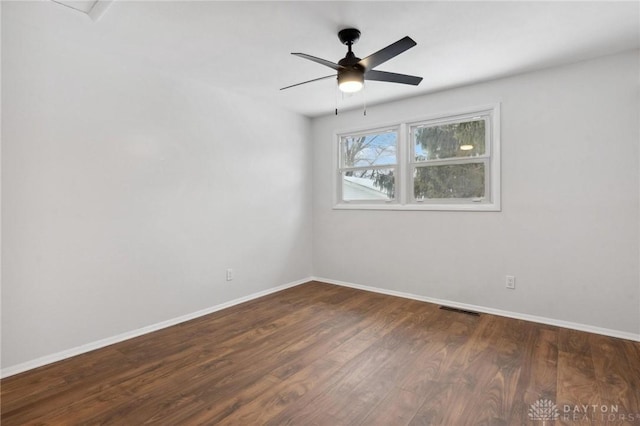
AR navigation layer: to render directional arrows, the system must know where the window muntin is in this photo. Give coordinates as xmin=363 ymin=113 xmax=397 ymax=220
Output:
xmin=338 ymin=129 xmax=398 ymax=203
xmin=334 ymin=105 xmax=499 ymax=211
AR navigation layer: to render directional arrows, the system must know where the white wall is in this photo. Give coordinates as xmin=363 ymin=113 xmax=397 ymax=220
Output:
xmin=2 ymin=1 xmax=638 ymax=375
xmin=312 ymin=50 xmax=640 ymax=336
xmin=1 ymin=2 xmax=312 ymax=370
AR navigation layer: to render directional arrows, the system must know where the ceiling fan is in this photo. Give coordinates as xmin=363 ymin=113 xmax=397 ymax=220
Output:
xmin=281 ymin=28 xmax=423 ymax=93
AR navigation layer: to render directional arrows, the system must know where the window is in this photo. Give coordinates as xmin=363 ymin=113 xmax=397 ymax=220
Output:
xmin=411 ymin=112 xmax=491 ymax=203
xmin=334 ymin=104 xmax=500 ymax=211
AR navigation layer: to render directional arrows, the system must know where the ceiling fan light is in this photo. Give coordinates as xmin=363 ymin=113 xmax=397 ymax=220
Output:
xmin=338 ymin=70 xmax=364 ymax=93
xmin=339 ymin=80 xmax=364 ymax=93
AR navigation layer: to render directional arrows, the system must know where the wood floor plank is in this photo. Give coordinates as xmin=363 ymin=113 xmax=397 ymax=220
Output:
xmin=263 ymin=299 xmax=420 ymax=425
xmin=0 ymin=347 xmax=132 ymax=414
xmin=77 ymin=298 xmax=358 ymax=424
xmin=182 ymin=292 xmax=399 ymax=425
xmin=91 ymin=286 xmax=381 ymax=425
xmin=2 ymin=281 xmax=639 ymax=425
xmin=435 ymin=316 xmax=522 ymax=425
xmin=408 ymin=381 xmax=455 ymax=425
xmin=556 ymin=352 xmax=600 ymax=425
xmin=590 ymin=333 xmax=640 ymax=424
xmin=317 ymin=306 xmax=443 ymax=424
xmin=2 ymin=283 xmax=350 ymax=425
xmin=509 ymin=326 xmax=558 ymax=424
xmin=361 ymin=387 xmax=427 ymax=426
xmin=163 ymin=295 xmax=390 ymax=424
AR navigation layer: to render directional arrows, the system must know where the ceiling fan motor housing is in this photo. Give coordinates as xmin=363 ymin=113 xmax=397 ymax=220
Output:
xmin=338 ymin=51 xmax=362 ymax=68
xmin=337 ymin=30 xmax=365 ymax=87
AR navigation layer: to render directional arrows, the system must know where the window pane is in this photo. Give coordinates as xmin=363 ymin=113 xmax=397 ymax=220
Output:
xmin=342 ymin=168 xmax=395 ymax=201
xmin=414 ymin=119 xmax=485 ymax=161
xmin=414 ymin=163 xmax=485 ymax=199
xmin=341 ymin=131 xmax=397 ymax=167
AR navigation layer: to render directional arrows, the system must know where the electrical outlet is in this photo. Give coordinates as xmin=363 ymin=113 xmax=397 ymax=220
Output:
xmin=226 ymin=268 xmax=234 ymax=281
xmin=506 ymin=275 xmax=515 ymax=289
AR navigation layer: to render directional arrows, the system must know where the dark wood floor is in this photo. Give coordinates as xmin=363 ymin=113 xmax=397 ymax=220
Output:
xmin=2 ymin=281 xmax=639 ymax=425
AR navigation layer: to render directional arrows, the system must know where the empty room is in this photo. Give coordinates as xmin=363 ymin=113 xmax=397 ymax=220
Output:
xmin=2 ymin=1 xmax=639 ymax=424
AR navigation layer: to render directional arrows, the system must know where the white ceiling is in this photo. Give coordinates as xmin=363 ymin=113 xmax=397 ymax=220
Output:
xmin=24 ymin=1 xmax=640 ymax=116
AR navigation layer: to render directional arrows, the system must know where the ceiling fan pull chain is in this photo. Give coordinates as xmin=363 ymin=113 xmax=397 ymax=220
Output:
xmin=363 ymin=83 xmax=367 ymax=116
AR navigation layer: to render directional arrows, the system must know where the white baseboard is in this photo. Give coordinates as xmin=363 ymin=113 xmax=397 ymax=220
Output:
xmin=1 ymin=277 xmax=311 ymax=378
xmin=312 ymin=276 xmax=640 ymax=342
xmin=4 ymin=275 xmax=637 ymax=378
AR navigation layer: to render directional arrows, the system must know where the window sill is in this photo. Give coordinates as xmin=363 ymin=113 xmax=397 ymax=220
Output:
xmin=333 ymin=202 xmax=501 ymax=212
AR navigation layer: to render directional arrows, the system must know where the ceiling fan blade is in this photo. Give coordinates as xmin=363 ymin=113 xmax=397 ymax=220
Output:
xmin=280 ymin=74 xmax=336 ymax=91
xmin=358 ymin=36 xmax=417 ymax=71
xmin=365 ymin=70 xmax=422 ymax=86
xmin=291 ymin=53 xmax=345 ymax=71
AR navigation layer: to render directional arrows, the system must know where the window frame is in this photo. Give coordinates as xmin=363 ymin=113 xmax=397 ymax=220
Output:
xmin=333 ymin=104 xmax=501 ymax=211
